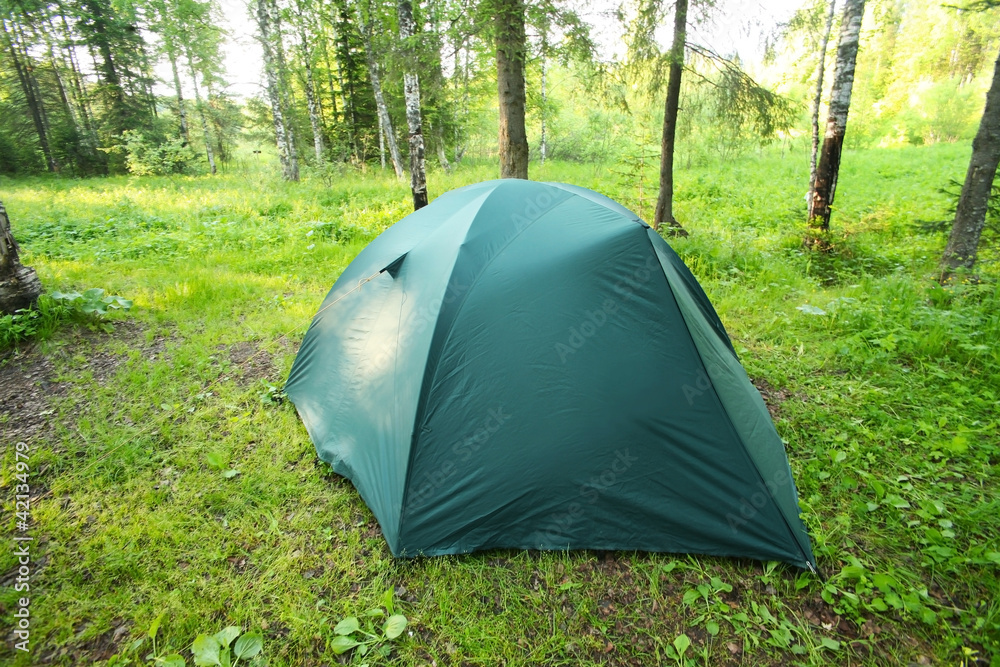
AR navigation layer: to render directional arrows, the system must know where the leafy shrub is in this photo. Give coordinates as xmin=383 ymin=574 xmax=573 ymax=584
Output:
xmin=104 ymin=130 xmax=197 ymax=176
xmin=0 ymin=296 xmax=69 ymax=349
xmin=0 ymin=288 xmax=133 ymax=350
xmin=51 ymin=288 xmax=133 ymax=315
xmin=330 ymin=591 xmax=408 ymax=660
xmin=107 ymin=613 xmax=264 ymax=667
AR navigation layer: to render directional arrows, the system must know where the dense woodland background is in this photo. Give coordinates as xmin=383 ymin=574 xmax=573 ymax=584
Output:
xmin=0 ymin=0 xmax=997 ymax=179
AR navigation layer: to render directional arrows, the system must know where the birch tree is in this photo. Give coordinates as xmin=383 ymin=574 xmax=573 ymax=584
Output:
xmin=298 ymin=18 xmax=325 ymax=163
xmin=167 ymin=45 xmax=190 ymax=144
xmin=256 ymin=0 xmax=299 ymax=181
xmin=809 ymin=0 xmax=837 ymax=201
xmin=0 ymin=200 xmax=41 ymax=315
xmin=185 ymin=45 xmax=217 ymax=174
xmin=397 ymin=0 xmax=428 ymax=208
xmin=808 ymin=0 xmax=865 ymax=230
xmin=356 ymin=0 xmax=404 ymax=179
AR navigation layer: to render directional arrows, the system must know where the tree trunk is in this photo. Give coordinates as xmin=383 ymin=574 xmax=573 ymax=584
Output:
xmin=357 ymin=10 xmax=404 ymax=179
xmin=435 ymin=124 xmax=451 ymax=172
xmin=809 ymin=0 xmax=837 ymax=202
xmin=808 ymin=0 xmax=865 ymax=230
xmin=397 ymin=0 xmax=429 ymax=209
xmin=455 ymin=40 xmax=468 ymax=165
xmin=81 ymin=0 xmax=127 ymax=137
xmin=0 ymin=201 xmax=42 ymax=315
xmin=2 ymin=21 xmax=58 ymax=172
xmin=256 ymin=0 xmax=298 ymax=181
xmin=652 ymin=0 xmax=687 ymax=235
xmin=168 ymin=48 xmax=190 ymax=145
xmin=378 ymin=111 xmax=386 ymax=169
xmin=540 ymin=51 xmax=547 ymax=166
xmin=495 ymin=0 xmax=528 ymax=179
xmin=58 ymin=11 xmax=95 ymax=139
xmin=300 ymin=27 xmax=326 ymax=164
xmin=41 ymin=24 xmax=83 ymax=143
xmin=941 ymin=46 xmax=1000 ymax=276
xmin=186 ymin=51 xmax=217 ymax=175
xmin=273 ymin=13 xmax=300 ymax=180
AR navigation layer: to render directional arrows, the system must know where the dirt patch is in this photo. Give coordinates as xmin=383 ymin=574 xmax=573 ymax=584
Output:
xmin=225 ymin=341 xmax=281 ymax=386
xmin=0 ymin=322 xmax=157 ymax=447
xmin=752 ymin=377 xmax=792 ymax=419
xmin=38 ymin=619 xmax=130 ymax=664
xmin=0 ymin=351 xmax=64 ymax=447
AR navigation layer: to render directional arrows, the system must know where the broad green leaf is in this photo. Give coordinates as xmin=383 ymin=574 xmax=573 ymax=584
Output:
xmin=820 ymin=637 xmax=840 ymax=651
xmin=192 ymin=633 xmax=222 ymax=666
xmin=159 ymin=654 xmax=186 ymax=667
xmin=383 ymin=614 xmax=407 ymax=640
xmin=796 ymin=304 xmax=826 ymax=316
xmin=673 ymin=634 xmax=691 ymax=657
xmin=334 ymin=616 xmax=360 ymax=636
xmin=213 ymin=627 xmax=241 ymax=648
xmin=330 ymin=636 xmax=360 ymax=654
xmin=233 ymin=632 xmax=263 ymax=660
xmin=206 ymin=451 xmax=226 ymax=470
xmin=383 ymin=587 xmax=395 ymax=613
xmin=840 ymin=565 xmax=865 ymax=580
xmin=148 ymin=611 xmax=165 ymax=640
xmin=223 ymin=469 xmax=240 ymax=479
xmin=705 ymin=621 xmax=720 ymax=636
xmin=363 ymin=607 xmax=385 ymax=617
xmin=872 ymin=573 xmax=896 ymax=592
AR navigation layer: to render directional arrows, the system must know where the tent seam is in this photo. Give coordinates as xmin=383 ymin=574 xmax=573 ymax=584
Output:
xmin=396 ymin=186 xmax=509 ymax=548
xmin=645 ymin=231 xmax=815 ymax=569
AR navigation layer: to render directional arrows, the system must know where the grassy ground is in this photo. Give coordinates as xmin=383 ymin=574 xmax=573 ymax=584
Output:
xmin=1 ymin=143 xmax=998 ymax=666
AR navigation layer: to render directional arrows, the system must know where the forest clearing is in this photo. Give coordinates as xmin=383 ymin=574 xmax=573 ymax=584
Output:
xmin=1 ymin=143 xmax=998 ymax=665
xmin=2 ymin=0 xmax=1000 ymax=664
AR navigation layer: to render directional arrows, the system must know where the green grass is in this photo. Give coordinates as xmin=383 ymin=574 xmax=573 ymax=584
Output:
xmin=1 ymin=142 xmax=998 ymax=666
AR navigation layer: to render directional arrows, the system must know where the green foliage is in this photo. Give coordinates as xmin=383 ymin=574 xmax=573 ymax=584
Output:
xmin=0 ymin=288 xmax=132 ymax=350
xmin=51 ymin=288 xmax=133 ymax=316
xmin=330 ymin=591 xmax=408 ymax=661
xmin=106 ymin=614 xmax=264 ymax=667
xmin=103 ymin=131 xmax=199 ymax=177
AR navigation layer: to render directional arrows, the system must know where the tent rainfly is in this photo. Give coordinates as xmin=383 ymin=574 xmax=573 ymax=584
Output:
xmin=286 ymin=179 xmax=817 ymax=571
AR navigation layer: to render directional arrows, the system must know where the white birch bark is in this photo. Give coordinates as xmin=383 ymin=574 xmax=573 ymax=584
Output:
xmin=808 ymin=0 xmax=865 ymax=229
xmin=397 ymin=0 xmax=428 ymax=208
xmin=356 ymin=6 xmax=404 ymax=179
xmin=298 ymin=23 xmax=325 ymax=163
xmin=186 ymin=49 xmax=216 ymax=174
xmin=255 ymin=0 xmax=297 ymax=181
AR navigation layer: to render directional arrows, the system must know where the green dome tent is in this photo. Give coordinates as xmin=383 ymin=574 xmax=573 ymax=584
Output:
xmin=286 ymin=179 xmax=816 ymax=570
